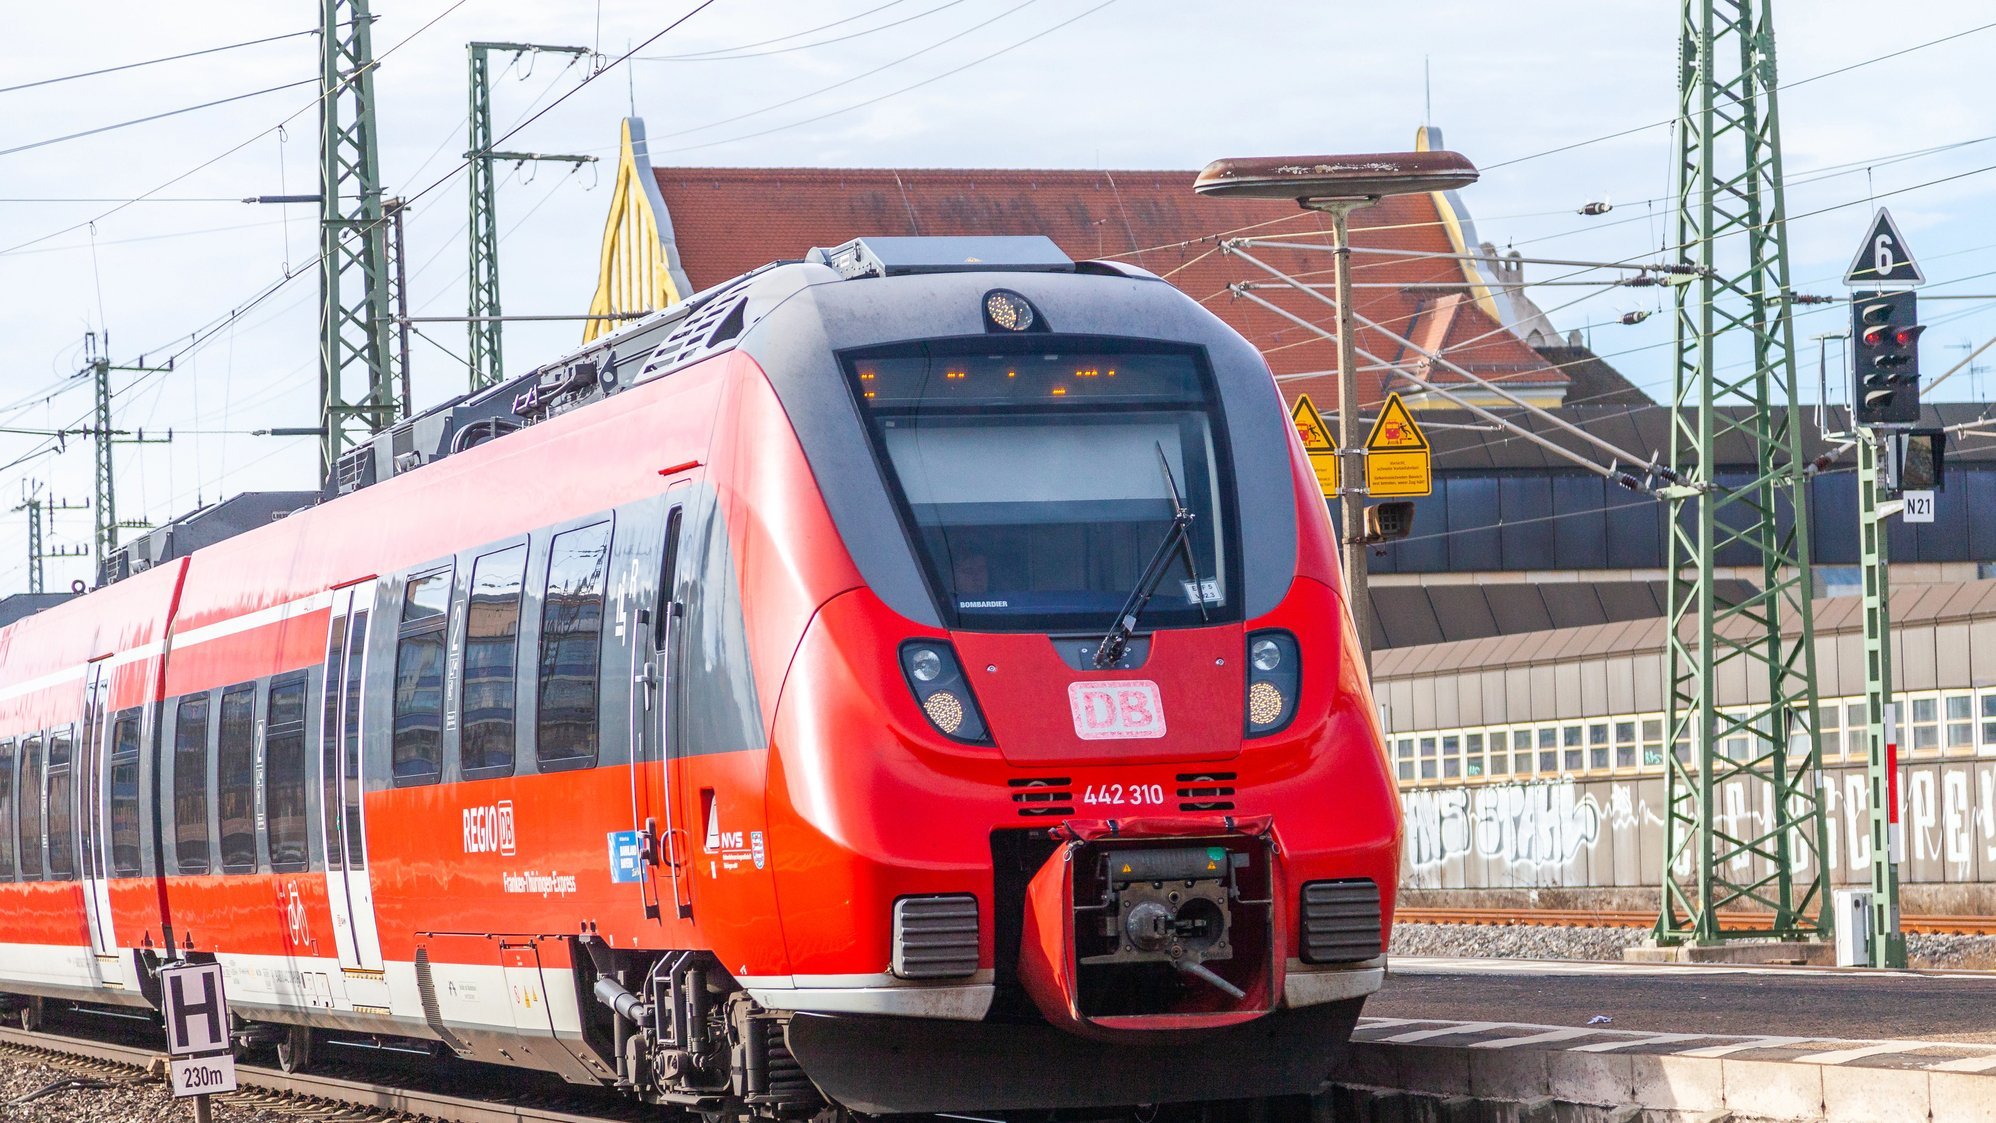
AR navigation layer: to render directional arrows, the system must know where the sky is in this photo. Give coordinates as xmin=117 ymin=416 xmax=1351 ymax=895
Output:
xmin=0 ymin=0 xmax=1993 ymax=594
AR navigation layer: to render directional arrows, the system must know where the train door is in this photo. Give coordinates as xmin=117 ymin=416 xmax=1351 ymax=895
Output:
xmin=634 ymin=501 xmax=688 ymax=920
xmin=320 ymin=581 xmax=387 ymax=997
xmin=80 ymin=661 xmax=117 ymax=959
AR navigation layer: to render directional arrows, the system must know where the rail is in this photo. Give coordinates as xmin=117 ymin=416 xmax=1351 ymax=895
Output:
xmin=1397 ymin=906 xmax=1996 ymax=935
xmin=0 ymin=1022 xmax=627 ymax=1123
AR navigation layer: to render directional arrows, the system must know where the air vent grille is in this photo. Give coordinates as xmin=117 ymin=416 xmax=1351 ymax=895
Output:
xmin=638 ymin=292 xmax=750 ymax=382
xmin=1009 ymin=777 xmax=1073 ymax=817
xmin=891 ymin=894 xmax=980 ymax=979
xmin=1176 ymin=771 xmax=1236 ymax=811
xmin=1300 ymin=878 xmax=1382 ymax=964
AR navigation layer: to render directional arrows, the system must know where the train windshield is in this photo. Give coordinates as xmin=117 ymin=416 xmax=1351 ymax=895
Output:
xmin=847 ymin=338 xmax=1235 ymax=632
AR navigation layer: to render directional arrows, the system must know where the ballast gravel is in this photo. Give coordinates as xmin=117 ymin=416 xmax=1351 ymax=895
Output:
xmin=1390 ymin=920 xmax=1996 ymax=969
xmin=0 ymin=1051 xmax=340 ymax=1122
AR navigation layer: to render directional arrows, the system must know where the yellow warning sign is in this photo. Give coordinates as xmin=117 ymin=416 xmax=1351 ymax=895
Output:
xmin=1289 ymin=393 xmax=1339 ymax=497
xmin=1363 ymin=392 xmax=1431 ymax=497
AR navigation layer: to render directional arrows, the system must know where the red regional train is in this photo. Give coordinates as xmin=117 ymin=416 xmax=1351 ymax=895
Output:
xmin=0 ymin=236 xmax=1398 ymax=1116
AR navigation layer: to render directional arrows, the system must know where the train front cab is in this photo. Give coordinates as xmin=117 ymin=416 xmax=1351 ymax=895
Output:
xmin=731 ymin=250 xmax=1401 ymax=1112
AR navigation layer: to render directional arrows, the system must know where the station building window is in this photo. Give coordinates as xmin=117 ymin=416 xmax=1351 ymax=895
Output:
xmin=538 ymin=521 xmax=612 ymax=768
xmin=1641 ymin=718 xmax=1664 ymax=767
xmin=1486 ymin=730 xmax=1511 ymax=777
xmin=108 ymin=710 xmax=142 ymax=877
xmin=1418 ymin=736 xmax=1437 ymax=781
xmin=1465 ymin=732 xmax=1485 ymax=778
xmin=1441 ymin=735 xmax=1460 ymax=780
xmin=1944 ymin=694 xmax=1974 ymax=752
xmin=392 ymin=566 xmax=453 ymax=784
xmin=1909 ymin=695 xmax=1940 ymax=753
xmin=174 ymin=696 xmax=210 ymax=874
xmin=1982 ymin=692 xmax=1996 ymax=754
xmin=1394 ymin=738 xmax=1414 ymax=782
xmin=1614 ymin=721 xmax=1636 ymax=770
xmin=1587 ymin=723 xmax=1609 ymax=771
xmin=1512 ymin=729 xmax=1532 ymax=776
xmin=17 ymin=737 xmax=41 ymax=881
xmin=463 ymin=543 xmax=528 ymax=776
xmin=1537 ymin=728 xmax=1557 ymax=774
xmin=1562 ymin=725 xmax=1583 ymax=773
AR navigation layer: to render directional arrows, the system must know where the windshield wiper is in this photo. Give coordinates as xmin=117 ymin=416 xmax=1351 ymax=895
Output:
xmin=1092 ymin=445 xmax=1209 ymax=669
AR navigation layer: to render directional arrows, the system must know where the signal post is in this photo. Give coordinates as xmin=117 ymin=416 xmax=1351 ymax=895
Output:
xmin=1843 ymin=207 xmax=1929 ymax=968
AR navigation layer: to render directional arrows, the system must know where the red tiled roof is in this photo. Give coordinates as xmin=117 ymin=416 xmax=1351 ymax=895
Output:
xmin=652 ymin=166 xmax=1563 ymax=413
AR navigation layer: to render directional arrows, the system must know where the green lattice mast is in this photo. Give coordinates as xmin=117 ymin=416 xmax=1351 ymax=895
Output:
xmin=320 ymin=0 xmax=399 ymax=485
xmin=467 ymin=43 xmax=593 ymax=391
xmin=1656 ymin=0 xmax=1831 ymax=945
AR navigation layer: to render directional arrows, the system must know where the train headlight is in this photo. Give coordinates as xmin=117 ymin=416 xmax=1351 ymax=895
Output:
xmin=922 ymin=691 xmax=966 ymax=734
xmin=1250 ymin=638 xmax=1282 ymax=673
xmin=900 ymin=642 xmax=991 ymax=744
xmin=983 ymin=289 xmax=1038 ymax=332
xmin=1244 ymin=630 xmax=1299 ymax=736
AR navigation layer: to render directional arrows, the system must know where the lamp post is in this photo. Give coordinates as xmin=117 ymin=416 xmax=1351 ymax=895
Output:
xmin=1194 ymin=151 xmax=1479 ymax=668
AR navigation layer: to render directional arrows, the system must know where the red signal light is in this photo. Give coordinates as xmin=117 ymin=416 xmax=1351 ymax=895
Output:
xmin=1893 ymin=324 xmax=1926 ymax=348
xmin=1862 ymin=325 xmax=1892 ymax=348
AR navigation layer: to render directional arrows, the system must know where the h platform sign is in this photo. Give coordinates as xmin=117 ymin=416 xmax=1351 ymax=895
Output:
xmin=161 ymin=961 xmax=238 ymax=1099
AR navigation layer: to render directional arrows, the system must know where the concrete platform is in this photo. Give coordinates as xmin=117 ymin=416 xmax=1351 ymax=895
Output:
xmin=1334 ymin=956 xmax=1996 ymax=1120
xmin=1377 ymin=955 xmax=1996 ymax=1042
xmin=1621 ymin=940 xmax=1833 ymax=966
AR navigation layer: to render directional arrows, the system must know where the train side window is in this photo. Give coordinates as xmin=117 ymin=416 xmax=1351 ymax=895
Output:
xmin=264 ymin=673 xmax=310 ymax=872
xmin=537 ymin=521 xmax=612 ymax=769
xmin=393 ymin=566 xmax=453 ymax=785
xmin=46 ymin=727 xmax=73 ymax=880
xmin=17 ymin=737 xmax=41 ymax=880
xmin=461 ymin=544 xmax=528 ymax=777
xmin=217 ymin=685 xmax=258 ymax=872
xmin=108 ymin=710 xmax=142 ymax=877
xmin=0 ymin=740 xmax=13 ymax=879
xmin=655 ymin=507 xmax=683 ymax=651
xmin=174 ymin=696 xmax=211 ymax=874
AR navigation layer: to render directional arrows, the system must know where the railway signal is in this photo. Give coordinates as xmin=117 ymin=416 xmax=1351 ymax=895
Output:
xmin=1850 ymin=290 xmax=1925 ymax=425
xmin=1840 ymin=208 xmax=1930 ymax=970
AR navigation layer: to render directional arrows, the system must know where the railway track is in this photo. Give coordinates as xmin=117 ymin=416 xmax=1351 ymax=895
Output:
xmin=1396 ymin=907 xmax=1996 ymax=935
xmin=0 ymin=1020 xmax=633 ymax=1123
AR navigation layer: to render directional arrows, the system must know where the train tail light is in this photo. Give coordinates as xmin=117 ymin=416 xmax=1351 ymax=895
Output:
xmin=1245 ymin=630 xmax=1300 ymax=736
xmin=900 ymin=641 xmax=990 ymax=743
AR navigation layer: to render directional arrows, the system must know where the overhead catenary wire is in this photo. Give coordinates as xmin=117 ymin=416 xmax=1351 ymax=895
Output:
xmin=0 ymin=0 xmax=474 ymax=258
xmin=0 ymin=27 xmax=320 ymax=96
xmin=650 ymin=0 xmax=1121 ymax=156
xmin=0 ymin=78 xmax=318 ymax=160
xmin=1483 ymin=18 xmax=1996 ymax=171
xmin=639 ymin=0 xmax=971 ymax=62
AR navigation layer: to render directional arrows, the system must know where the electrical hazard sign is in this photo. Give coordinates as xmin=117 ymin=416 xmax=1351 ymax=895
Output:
xmin=1363 ymin=392 xmax=1431 ymax=497
xmin=1289 ymin=393 xmax=1339 ymax=497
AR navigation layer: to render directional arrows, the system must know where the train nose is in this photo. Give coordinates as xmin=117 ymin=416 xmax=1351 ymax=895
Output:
xmin=1017 ymin=817 xmax=1281 ymax=1039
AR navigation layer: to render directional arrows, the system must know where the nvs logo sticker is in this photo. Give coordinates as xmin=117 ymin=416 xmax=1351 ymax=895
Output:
xmin=464 ymin=800 xmax=516 ymax=855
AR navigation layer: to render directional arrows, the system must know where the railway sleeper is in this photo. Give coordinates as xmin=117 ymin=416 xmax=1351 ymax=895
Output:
xmin=579 ymin=939 xmax=824 ymax=1119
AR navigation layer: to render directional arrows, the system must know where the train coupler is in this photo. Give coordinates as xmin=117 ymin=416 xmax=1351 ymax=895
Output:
xmin=1018 ymin=815 xmax=1281 ymax=1038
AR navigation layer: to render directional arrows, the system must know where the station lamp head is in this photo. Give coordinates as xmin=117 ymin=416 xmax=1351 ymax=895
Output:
xmin=1192 ymin=150 xmax=1479 ymax=207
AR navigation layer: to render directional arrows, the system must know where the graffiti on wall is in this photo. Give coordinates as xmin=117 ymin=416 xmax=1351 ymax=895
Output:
xmin=1399 ymin=758 xmax=1996 ymax=890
